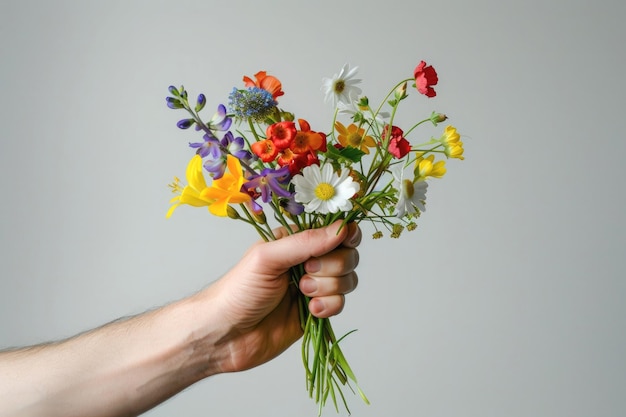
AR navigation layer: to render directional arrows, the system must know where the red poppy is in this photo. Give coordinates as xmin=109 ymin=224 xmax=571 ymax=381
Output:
xmin=383 ymin=125 xmax=411 ymax=159
xmin=388 ymin=136 xmax=411 ymax=159
xmin=382 ymin=125 xmax=404 ymax=141
xmin=243 ymin=71 xmax=285 ymax=100
xmin=413 ymin=61 xmax=438 ymax=98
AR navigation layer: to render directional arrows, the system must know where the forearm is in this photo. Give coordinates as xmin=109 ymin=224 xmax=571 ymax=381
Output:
xmin=0 ymin=289 xmax=228 ymax=417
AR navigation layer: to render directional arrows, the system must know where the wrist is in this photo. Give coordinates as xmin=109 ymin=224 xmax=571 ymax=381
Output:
xmin=184 ymin=281 xmax=239 ymax=377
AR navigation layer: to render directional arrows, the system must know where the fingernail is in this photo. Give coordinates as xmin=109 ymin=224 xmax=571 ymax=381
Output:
xmin=305 ymin=258 xmax=321 ymax=273
xmin=300 ymin=278 xmax=318 ymax=294
xmin=309 ymin=298 xmax=324 ymax=315
xmin=348 ymin=223 xmax=361 ymax=246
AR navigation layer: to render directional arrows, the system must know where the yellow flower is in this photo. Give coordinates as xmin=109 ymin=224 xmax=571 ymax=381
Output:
xmin=415 ymin=154 xmax=446 ymax=179
xmin=335 ymin=121 xmax=376 ymax=154
xmin=440 ymin=125 xmax=464 ymax=160
xmin=167 ymin=155 xmax=215 ymax=218
xmin=202 ymin=155 xmax=251 ymax=216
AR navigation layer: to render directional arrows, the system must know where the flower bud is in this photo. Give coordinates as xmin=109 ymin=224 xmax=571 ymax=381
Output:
xmin=177 ymin=118 xmax=195 ymax=129
xmin=390 ymin=223 xmax=404 ymax=238
xmin=278 ymin=111 xmax=294 ymax=121
xmin=195 ymin=93 xmax=206 ymax=112
xmin=394 ymin=82 xmax=408 ymax=101
xmin=166 ymin=97 xmax=183 ymax=109
xmin=429 ymin=111 xmax=448 ymax=126
xmin=357 ymin=96 xmax=369 ymax=110
xmin=168 ymin=85 xmax=180 ymax=96
xmin=253 ymin=210 xmax=267 ymax=224
xmin=226 ymin=206 xmax=240 ymax=219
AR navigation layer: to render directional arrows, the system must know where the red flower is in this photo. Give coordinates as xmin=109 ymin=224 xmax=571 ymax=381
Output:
xmin=278 ymin=148 xmax=320 ymax=175
xmin=388 ymin=136 xmax=411 ymax=159
xmin=383 ymin=125 xmax=411 ymax=159
xmin=251 ymin=139 xmax=279 ymax=162
xmin=413 ymin=61 xmax=438 ymax=98
xmin=243 ymin=71 xmax=285 ymax=100
xmin=382 ymin=125 xmax=404 ymax=141
xmin=266 ymin=121 xmax=297 ymax=150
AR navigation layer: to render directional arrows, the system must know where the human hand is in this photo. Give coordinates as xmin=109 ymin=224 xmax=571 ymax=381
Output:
xmin=202 ymin=221 xmax=361 ymax=374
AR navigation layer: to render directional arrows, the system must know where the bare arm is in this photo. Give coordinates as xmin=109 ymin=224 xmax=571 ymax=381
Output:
xmin=0 ymin=221 xmax=361 ymax=417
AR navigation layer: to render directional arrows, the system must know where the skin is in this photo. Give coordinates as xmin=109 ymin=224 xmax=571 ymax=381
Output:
xmin=0 ymin=221 xmax=361 ymax=417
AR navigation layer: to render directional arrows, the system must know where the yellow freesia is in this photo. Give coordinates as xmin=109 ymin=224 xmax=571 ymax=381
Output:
xmin=416 ymin=154 xmax=446 ymax=179
xmin=166 ymin=155 xmax=215 ymax=218
xmin=202 ymin=155 xmax=251 ymax=217
xmin=440 ymin=125 xmax=464 ymax=160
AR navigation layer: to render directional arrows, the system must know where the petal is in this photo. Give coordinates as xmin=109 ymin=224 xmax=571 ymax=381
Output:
xmin=186 ymin=155 xmax=208 ymax=190
xmin=209 ymin=199 xmax=229 ymax=217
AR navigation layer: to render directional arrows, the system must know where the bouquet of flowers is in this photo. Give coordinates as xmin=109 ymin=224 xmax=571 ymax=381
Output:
xmin=165 ymin=60 xmax=464 ymax=413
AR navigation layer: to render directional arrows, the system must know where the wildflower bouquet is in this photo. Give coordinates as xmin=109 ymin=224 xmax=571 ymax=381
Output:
xmin=165 ymin=60 xmax=464 ymax=413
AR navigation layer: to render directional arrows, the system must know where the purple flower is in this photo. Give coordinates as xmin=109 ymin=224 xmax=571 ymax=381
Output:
xmin=209 ymin=104 xmax=232 ymax=132
xmin=189 ymin=133 xmax=221 ymax=158
xmin=203 ymin=156 xmax=227 ymax=179
xmin=244 ymin=166 xmax=292 ymax=203
xmin=221 ymin=132 xmax=254 ymax=164
xmin=280 ymin=195 xmax=305 ymax=216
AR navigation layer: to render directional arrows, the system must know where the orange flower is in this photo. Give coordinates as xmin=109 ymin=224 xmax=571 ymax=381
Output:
xmin=251 ymin=139 xmax=279 ymax=162
xmin=291 ymin=119 xmax=327 ymax=154
xmin=202 ymin=155 xmax=251 ymax=216
xmin=335 ymin=121 xmax=376 ymax=154
xmin=243 ymin=71 xmax=284 ymax=100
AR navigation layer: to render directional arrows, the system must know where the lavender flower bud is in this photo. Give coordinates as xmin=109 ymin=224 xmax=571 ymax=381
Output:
xmin=166 ymin=97 xmax=183 ymax=109
xmin=195 ymin=94 xmax=206 ymax=112
xmin=168 ymin=85 xmax=180 ymax=96
xmin=176 ymin=118 xmax=195 ymax=129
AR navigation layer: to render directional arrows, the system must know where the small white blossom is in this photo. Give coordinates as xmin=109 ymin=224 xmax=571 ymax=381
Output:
xmin=321 ymin=63 xmax=362 ymax=107
xmin=391 ymin=165 xmax=428 ymax=218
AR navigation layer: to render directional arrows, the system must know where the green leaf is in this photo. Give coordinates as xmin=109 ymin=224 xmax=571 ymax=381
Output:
xmin=325 ymin=145 xmax=365 ymax=164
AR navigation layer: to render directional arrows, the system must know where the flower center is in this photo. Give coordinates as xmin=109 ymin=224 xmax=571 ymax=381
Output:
xmin=347 ymin=132 xmax=362 ymax=147
xmin=334 ymin=80 xmax=345 ymax=94
xmin=402 ymin=179 xmax=414 ymax=198
xmin=314 ymin=182 xmax=336 ymax=201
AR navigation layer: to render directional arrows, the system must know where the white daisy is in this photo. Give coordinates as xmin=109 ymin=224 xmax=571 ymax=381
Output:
xmin=292 ymin=164 xmax=359 ymax=214
xmin=391 ymin=164 xmax=428 ymax=218
xmin=321 ymin=63 xmax=362 ymax=107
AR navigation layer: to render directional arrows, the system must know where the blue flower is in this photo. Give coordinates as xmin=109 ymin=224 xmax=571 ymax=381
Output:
xmin=228 ymin=87 xmax=277 ymax=121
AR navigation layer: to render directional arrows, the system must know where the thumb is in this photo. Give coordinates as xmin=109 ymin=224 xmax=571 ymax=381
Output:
xmin=259 ymin=221 xmax=348 ymax=273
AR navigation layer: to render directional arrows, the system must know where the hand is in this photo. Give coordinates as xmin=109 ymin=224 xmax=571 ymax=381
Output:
xmin=204 ymin=220 xmax=361 ymax=373
xmin=0 ymin=221 xmax=361 ymax=417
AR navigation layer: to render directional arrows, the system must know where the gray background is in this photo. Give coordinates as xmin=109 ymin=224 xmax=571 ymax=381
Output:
xmin=1 ymin=0 xmax=625 ymax=416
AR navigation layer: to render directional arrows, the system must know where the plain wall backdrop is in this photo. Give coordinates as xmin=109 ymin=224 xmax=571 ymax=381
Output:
xmin=1 ymin=0 xmax=625 ymax=416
